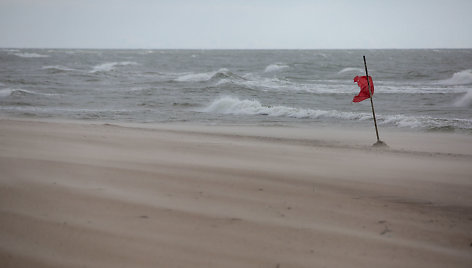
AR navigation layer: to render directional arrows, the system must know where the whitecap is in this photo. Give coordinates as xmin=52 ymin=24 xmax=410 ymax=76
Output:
xmin=13 ymin=52 xmax=49 ymax=58
xmin=42 ymin=65 xmax=76 ymax=72
xmin=228 ymin=74 xmax=354 ymax=94
xmin=201 ymin=96 xmax=472 ymax=130
xmin=439 ymin=69 xmax=472 ymax=85
xmin=0 ymin=88 xmax=58 ymax=98
xmin=338 ymin=67 xmax=363 ymax=74
xmin=264 ymin=63 xmax=289 ymax=73
xmin=201 ymin=96 xmax=370 ymax=120
xmin=369 ymin=113 xmax=472 ymax=130
xmin=90 ymin=61 xmax=138 ymax=73
xmin=380 ymin=114 xmax=424 ymax=128
xmin=0 ymin=88 xmax=37 ymax=97
xmin=175 ymin=72 xmax=214 ymax=82
xmin=174 ymin=68 xmax=231 ymax=82
xmin=0 ymin=88 xmax=13 ymax=97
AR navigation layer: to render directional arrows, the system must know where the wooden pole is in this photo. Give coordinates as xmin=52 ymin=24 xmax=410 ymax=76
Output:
xmin=363 ymin=56 xmax=385 ymax=146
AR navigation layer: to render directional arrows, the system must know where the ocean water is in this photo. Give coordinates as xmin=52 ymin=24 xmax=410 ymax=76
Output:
xmin=1 ymin=48 xmax=472 ymax=132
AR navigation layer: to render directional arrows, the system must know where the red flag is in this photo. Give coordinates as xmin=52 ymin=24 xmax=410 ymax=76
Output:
xmin=353 ymin=76 xmax=374 ymax=103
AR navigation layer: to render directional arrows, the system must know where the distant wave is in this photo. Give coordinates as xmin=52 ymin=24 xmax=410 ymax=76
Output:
xmin=13 ymin=52 xmax=49 ymax=58
xmin=0 ymin=88 xmax=57 ymax=98
xmin=1 ymin=49 xmax=20 ymax=53
xmin=439 ymin=69 xmax=472 ymax=85
xmin=338 ymin=67 xmax=363 ymax=74
xmin=90 ymin=61 xmax=138 ymax=73
xmin=216 ymin=75 xmax=286 ymax=90
xmin=218 ymin=74 xmax=354 ymax=94
xmin=175 ymin=68 xmax=239 ymax=82
xmin=454 ymin=90 xmax=472 ymax=107
xmin=173 ymin=67 xmax=394 ymax=95
xmin=0 ymin=88 xmax=37 ymax=98
xmin=42 ymin=65 xmax=76 ymax=73
xmin=264 ymin=63 xmax=289 ymax=73
xmin=215 ymin=70 xmax=470 ymax=94
xmin=201 ymin=96 xmax=472 ymax=130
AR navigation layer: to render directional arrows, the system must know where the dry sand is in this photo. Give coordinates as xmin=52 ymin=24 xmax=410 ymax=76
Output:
xmin=0 ymin=118 xmax=471 ymax=267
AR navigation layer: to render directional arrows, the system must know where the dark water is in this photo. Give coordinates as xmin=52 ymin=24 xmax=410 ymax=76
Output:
xmin=1 ymin=49 xmax=471 ymax=132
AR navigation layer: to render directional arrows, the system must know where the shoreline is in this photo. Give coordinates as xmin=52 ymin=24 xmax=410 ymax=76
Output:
xmin=1 ymin=118 xmax=471 ymax=267
xmin=3 ymin=116 xmax=472 ymax=152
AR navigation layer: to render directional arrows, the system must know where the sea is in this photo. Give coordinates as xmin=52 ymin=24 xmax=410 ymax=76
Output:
xmin=1 ymin=49 xmax=472 ymax=133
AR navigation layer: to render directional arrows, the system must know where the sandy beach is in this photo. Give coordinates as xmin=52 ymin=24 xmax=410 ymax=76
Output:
xmin=0 ymin=118 xmax=471 ymax=268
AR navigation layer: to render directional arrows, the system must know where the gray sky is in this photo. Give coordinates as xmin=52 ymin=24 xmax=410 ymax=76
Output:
xmin=1 ymin=0 xmax=471 ymax=49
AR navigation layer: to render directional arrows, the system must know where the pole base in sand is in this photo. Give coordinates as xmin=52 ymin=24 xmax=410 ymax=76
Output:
xmin=373 ymin=140 xmax=388 ymax=148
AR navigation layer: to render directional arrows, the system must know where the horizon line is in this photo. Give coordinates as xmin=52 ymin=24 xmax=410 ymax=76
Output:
xmin=2 ymin=46 xmax=472 ymax=50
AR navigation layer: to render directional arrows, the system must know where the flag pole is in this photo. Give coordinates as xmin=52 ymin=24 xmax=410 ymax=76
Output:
xmin=363 ymin=56 xmax=386 ymax=147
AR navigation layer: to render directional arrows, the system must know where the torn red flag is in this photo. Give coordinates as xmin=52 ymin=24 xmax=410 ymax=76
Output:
xmin=353 ymin=76 xmax=374 ymax=103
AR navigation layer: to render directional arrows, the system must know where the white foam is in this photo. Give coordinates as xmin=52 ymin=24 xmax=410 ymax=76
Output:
xmin=264 ymin=63 xmax=289 ymax=73
xmin=227 ymin=74 xmax=354 ymax=94
xmin=175 ymin=68 xmax=231 ymax=82
xmin=380 ymin=114 xmax=423 ymax=128
xmin=201 ymin=96 xmax=370 ymax=120
xmin=0 ymin=88 xmax=58 ymax=98
xmin=0 ymin=88 xmax=13 ymax=97
xmin=0 ymin=88 xmax=37 ymax=97
xmin=454 ymin=90 xmax=472 ymax=107
xmin=439 ymin=69 xmax=472 ymax=85
xmin=13 ymin=52 xmax=49 ymax=58
xmin=218 ymin=72 xmax=468 ymax=95
xmin=176 ymin=72 xmax=214 ymax=82
xmin=338 ymin=67 xmax=363 ymax=74
xmin=232 ymin=76 xmax=293 ymax=91
xmin=42 ymin=65 xmax=76 ymax=72
xmin=90 ymin=61 xmax=137 ymax=73
xmin=201 ymin=96 xmax=472 ymax=130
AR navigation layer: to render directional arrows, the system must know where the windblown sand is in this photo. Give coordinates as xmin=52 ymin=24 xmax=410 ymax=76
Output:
xmin=1 ymin=118 xmax=471 ymax=267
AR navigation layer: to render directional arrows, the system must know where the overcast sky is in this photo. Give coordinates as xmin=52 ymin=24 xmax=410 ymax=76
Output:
xmin=1 ymin=0 xmax=471 ymax=49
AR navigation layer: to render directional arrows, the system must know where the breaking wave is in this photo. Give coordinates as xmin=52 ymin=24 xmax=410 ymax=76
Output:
xmin=13 ymin=52 xmax=49 ymax=58
xmin=338 ymin=67 xmax=363 ymax=74
xmin=439 ymin=69 xmax=472 ymax=85
xmin=90 ymin=62 xmax=138 ymax=73
xmin=42 ymin=65 xmax=76 ymax=73
xmin=202 ymin=69 xmax=467 ymax=95
xmin=175 ymin=68 xmax=240 ymax=82
xmin=382 ymin=115 xmax=472 ymax=130
xmin=0 ymin=88 xmax=38 ymax=98
xmin=264 ymin=63 xmax=289 ymax=73
xmin=201 ymin=96 xmax=472 ymax=130
xmin=0 ymin=88 xmax=14 ymax=98
xmin=202 ymin=96 xmax=371 ymax=119
xmin=0 ymin=88 xmax=57 ymax=98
